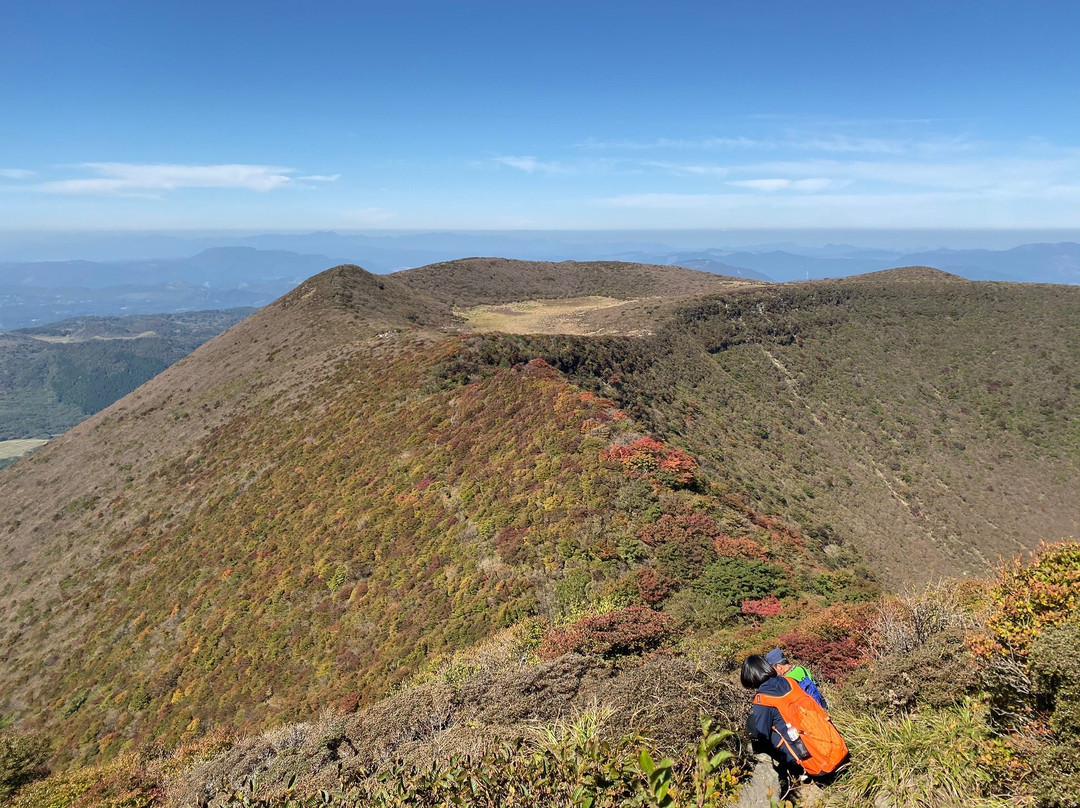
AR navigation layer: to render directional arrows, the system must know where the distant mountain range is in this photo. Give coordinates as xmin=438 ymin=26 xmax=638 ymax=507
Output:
xmin=1 ymin=238 xmax=1078 ymax=331
xmin=630 ymin=241 xmax=1080 ymax=284
xmin=0 ymin=247 xmax=320 ymax=330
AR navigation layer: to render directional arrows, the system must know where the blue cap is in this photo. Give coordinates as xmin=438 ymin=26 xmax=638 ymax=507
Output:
xmin=765 ymin=648 xmax=788 ymax=666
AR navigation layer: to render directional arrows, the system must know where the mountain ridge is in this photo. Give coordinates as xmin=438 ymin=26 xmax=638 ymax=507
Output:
xmin=0 ymin=257 xmax=1077 ymax=771
xmin=392 ymin=257 xmax=764 ymax=309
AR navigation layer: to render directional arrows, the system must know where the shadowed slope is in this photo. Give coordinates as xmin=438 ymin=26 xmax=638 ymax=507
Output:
xmin=443 ymin=273 xmax=1080 ymax=587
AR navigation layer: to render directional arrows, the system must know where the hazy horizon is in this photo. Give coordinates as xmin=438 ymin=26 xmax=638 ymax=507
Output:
xmin=4 ymin=228 xmax=1080 ymax=266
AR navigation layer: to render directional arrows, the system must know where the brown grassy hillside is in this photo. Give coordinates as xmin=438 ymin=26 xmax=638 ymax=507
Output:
xmin=0 ymin=261 xmax=825 ymax=763
xmin=451 ymin=273 xmax=1080 ymax=586
xmin=0 ymin=258 xmax=1077 ymax=773
xmin=393 ymin=257 xmax=762 ymax=308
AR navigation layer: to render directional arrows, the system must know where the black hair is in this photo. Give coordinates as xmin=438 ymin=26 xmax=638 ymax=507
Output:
xmin=740 ymin=654 xmax=777 ymax=690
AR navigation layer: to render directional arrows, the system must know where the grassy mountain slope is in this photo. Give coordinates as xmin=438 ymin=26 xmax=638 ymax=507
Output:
xmin=0 ymin=262 xmax=824 ymax=764
xmin=392 ymin=257 xmax=762 ymax=308
xmin=0 ymin=258 xmax=1077 ymax=780
xmin=454 ymin=269 xmax=1079 ymax=585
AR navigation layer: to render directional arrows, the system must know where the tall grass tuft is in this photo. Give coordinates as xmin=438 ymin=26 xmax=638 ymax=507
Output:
xmin=821 ymin=703 xmax=1015 ymax=808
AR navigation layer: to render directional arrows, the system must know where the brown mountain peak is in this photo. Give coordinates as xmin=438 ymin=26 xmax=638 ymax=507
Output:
xmin=840 ymin=265 xmax=968 ymax=284
xmin=270 ymin=263 xmax=452 ymax=328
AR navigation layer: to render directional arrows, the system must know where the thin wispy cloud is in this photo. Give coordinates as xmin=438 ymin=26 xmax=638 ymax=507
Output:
xmin=784 ymin=135 xmax=977 ymax=155
xmin=728 ymin=178 xmax=839 ymax=192
xmin=35 ymin=163 xmax=304 ymax=195
xmin=595 ymin=186 xmax=1080 ymax=228
xmin=0 ymin=168 xmax=35 ymax=180
xmin=577 ymin=131 xmax=979 ymax=155
xmin=642 ymin=161 xmax=731 ymax=178
xmin=491 ymin=155 xmax=570 ymax=174
xmin=297 ymin=174 xmax=340 ymax=182
xmin=585 ymin=136 xmax=1080 ymax=228
xmin=740 ymin=153 xmax=1080 ymax=192
xmin=577 ymin=136 xmax=762 ymax=150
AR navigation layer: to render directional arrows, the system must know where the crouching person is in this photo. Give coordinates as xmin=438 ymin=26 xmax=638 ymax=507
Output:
xmin=740 ymin=654 xmax=848 ymax=793
xmin=766 ymin=647 xmax=828 ymax=710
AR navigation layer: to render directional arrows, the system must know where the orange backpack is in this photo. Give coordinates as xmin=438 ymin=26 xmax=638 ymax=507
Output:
xmin=753 ymin=682 xmax=849 ymax=775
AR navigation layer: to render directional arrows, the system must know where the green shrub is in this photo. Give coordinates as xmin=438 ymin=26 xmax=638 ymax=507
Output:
xmin=0 ymin=728 xmax=50 ymax=800
xmin=670 ymin=590 xmax=740 ymax=630
xmin=1029 ymin=620 xmax=1080 ymax=736
xmin=1026 ymin=621 xmax=1080 ymax=807
xmin=1030 ymin=742 xmax=1080 ymax=808
xmin=555 ymin=570 xmax=594 ymax=613
xmin=692 ymin=557 xmax=789 ymax=606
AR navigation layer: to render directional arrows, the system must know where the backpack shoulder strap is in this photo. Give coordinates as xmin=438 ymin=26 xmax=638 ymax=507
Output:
xmin=753 ymin=691 xmax=783 ymax=708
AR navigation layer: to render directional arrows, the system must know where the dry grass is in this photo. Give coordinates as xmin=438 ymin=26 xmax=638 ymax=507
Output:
xmin=867 ymin=580 xmax=985 ymax=660
xmin=456 ymin=296 xmax=652 ymax=335
xmin=820 ymin=703 xmax=1014 ymax=808
xmin=0 ymin=439 xmax=48 ymax=460
xmin=162 ymin=653 xmax=749 ymax=806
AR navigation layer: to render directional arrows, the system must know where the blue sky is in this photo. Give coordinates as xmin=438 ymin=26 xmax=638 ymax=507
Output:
xmin=2 ymin=0 xmax=1079 ymax=232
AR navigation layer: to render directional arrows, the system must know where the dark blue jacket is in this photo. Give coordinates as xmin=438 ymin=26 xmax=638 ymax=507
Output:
xmin=748 ymin=675 xmax=800 ymax=767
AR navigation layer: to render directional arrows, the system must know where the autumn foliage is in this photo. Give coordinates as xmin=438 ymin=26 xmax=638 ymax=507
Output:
xmin=970 ymin=540 xmax=1080 ymax=659
xmin=601 ymin=436 xmax=697 ymax=487
xmin=538 ymin=606 xmax=676 ymax=660
xmin=740 ymin=595 xmax=783 ymax=617
xmin=636 ymin=567 xmax=676 ymax=605
xmin=775 ymin=602 xmax=877 ymax=681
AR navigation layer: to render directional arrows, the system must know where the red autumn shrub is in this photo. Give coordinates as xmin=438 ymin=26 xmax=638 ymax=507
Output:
xmin=639 ymin=511 xmax=722 ymax=547
xmin=774 ymin=602 xmax=877 ymax=681
xmin=538 ymin=606 xmax=676 ymax=660
xmin=741 ymin=595 xmax=783 ymax=617
xmin=775 ymin=632 xmax=864 ymax=682
xmin=601 ymin=436 xmax=698 ymax=486
xmin=676 ymin=511 xmax=722 ymax=539
xmin=637 ymin=567 xmax=676 ymax=604
xmin=713 ymin=533 xmax=770 ymax=561
xmin=494 ymin=526 xmax=530 ymax=565
xmin=336 ymin=692 xmax=361 ymax=714
xmin=639 ymin=514 xmax=680 ymax=547
xmin=656 ymin=449 xmax=697 ymax=486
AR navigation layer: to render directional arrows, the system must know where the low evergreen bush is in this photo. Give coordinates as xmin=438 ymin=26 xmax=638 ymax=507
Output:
xmin=0 ymin=729 xmax=50 ymax=800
